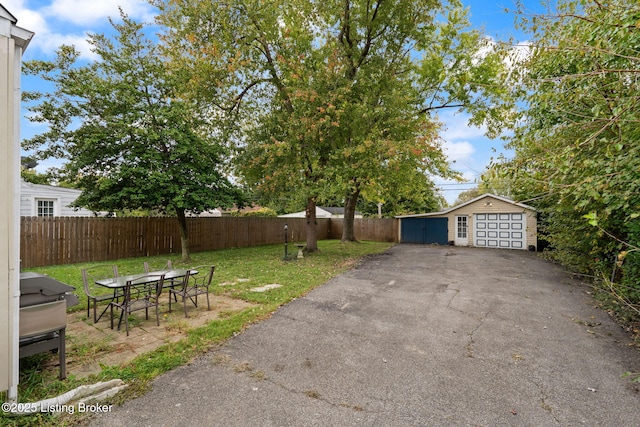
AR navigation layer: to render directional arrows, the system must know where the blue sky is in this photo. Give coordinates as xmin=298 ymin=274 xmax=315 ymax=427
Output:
xmin=5 ymin=0 xmax=545 ymax=205
xmin=435 ymin=0 xmax=547 ymax=204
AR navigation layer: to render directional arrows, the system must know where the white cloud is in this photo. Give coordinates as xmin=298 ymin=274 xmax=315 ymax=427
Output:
xmin=442 ymin=122 xmax=487 ymax=142
xmin=45 ymin=0 xmax=156 ymax=26
xmin=471 ymin=36 xmax=497 ymax=66
xmin=459 ymin=171 xmax=476 ymax=182
xmin=4 ymin=0 xmax=157 ymax=60
xmin=479 ymin=36 xmax=533 ymax=71
xmin=2 ymin=0 xmax=46 ymax=30
xmin=505 ymin=41 xmax=532 ymax=71
xmin=37 ymin=31 xmax=99 ymax=59
xmin=438 ymin=109 xmax=488 ymax=142
xmin=443 ymin=140 xmax=474 ymax=163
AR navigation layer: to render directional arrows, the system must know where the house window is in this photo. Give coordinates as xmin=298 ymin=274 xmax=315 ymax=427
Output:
xmin=37 ymin=199 xmax=55 ymax=217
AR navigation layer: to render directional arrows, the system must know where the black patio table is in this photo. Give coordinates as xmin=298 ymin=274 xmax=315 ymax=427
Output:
xmin=95 ymin=269 xmax=197 ymax=331
xmin=94 ymin=269 xmax=196 ymax=289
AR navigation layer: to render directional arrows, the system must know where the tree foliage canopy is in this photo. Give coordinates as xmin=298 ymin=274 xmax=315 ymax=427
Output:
xmin=153 ymin=0 xmax=514 ymax=244
xmin=24 ymin=14 xmax=242 ymax=215
xmin=22 ymin=12 xmax=246 ymax=260
xmin=492 ymin=0 xmax=640 ymax=308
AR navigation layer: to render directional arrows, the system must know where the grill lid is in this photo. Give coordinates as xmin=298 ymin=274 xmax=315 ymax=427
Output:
xmin=20 ymin=272 xmax=79 ymax=308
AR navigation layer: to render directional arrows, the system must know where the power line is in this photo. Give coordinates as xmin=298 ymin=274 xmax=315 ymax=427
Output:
xmin=434 ymin=182 xmax=479 ymax=186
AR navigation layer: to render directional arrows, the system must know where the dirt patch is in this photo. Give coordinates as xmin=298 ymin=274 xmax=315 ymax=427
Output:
xmin=61 ymin=295 xmax=256 ymax=379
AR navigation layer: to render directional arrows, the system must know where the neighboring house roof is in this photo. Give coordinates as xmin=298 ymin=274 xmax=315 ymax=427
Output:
xmin=279 ymin=206 xmax=363 ymax=218
xmin=1 ymin=5 xmax=33 ymax=49
xmin=318 ymin=206 xmax=363 ymax=216
xmin=20 ymin=180 xmax=84 ymax=197
xmin=395 ymin=194 xmax=536 ymax=219
xmin=279 ymin=206 xmax=334 ymax=218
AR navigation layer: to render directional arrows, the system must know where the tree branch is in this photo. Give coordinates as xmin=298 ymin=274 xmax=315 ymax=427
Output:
xmin=232 ymin=78 xmax=272 ymax=111
xmin=356 ymin=0 xmax=383 ymax=70
xmin=241 ymin=1 xmax=294 ymax=114
xmin=339 ymin=0 xmax=357 ymax=77
xmin=538 ymin=69 xmax=640 ymax=82
xmin=419 ymin=103 xmax=465 ymax=114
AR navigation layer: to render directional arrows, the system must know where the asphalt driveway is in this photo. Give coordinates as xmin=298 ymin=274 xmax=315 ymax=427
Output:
xmin=91 ymin=245 xmax=640 ymax=426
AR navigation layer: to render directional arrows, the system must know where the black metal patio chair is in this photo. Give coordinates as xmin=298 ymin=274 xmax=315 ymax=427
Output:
xmin=168 ymin=266 xmax=214 ymax=317
xmin=144 ymin=259 xmax=179 ymax=300
xmin=109 ymin=273 xmax=166 ymax=336
xmin=81 ymin=265 xmax=121 ymax=323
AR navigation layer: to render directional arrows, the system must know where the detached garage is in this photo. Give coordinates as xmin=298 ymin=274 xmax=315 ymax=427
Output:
xmin=397 ymin=194 xmax=537 ymax=251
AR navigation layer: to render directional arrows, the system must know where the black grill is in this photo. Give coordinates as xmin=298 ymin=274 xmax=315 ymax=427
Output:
xmin=19 ymin=272 xmax=79 ymax=379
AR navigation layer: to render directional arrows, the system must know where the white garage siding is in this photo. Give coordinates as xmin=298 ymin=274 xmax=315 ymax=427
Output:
xmin=396 ymin=194 xmax=537 ymax=251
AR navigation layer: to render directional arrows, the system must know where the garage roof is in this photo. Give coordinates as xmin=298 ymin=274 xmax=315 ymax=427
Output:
xmin=395 ymin=193 xmax=536 ymax=219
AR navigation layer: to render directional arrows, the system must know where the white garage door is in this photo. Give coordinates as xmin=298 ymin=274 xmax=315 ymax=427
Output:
xmin=474 ymin=213 xmax=526 ymax=250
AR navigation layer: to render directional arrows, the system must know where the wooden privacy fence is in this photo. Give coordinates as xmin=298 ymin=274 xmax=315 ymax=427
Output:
xmin=20 ymin=216 xmax=398 ymax=268
xmin=330 ymin=218 xmax=398 ymax=243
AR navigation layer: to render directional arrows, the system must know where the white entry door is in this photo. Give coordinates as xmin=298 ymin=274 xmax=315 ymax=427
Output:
xmin=455 ymin=215 xmax=468 ymax=246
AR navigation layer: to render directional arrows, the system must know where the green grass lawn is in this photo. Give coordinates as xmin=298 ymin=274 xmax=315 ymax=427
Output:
xmin=3 ymin=240 xmax=394 ymax=426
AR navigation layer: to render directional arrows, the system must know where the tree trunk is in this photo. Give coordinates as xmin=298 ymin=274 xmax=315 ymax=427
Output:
xmin=305 ymin=196 xmax=318 ymax=253
xmin=341 ymin=189 xmax=360 ymax=242
xmin=176 ymin=207 xmax=191 ymax=262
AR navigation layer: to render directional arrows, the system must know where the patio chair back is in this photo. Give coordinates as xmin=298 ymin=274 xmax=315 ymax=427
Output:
xmin=110 ymin=273 xmax=166 ymax=336
xmin=143 ymin=260 xmax=173 ymax=273
xmin=169 ymin=266 xmax=214 ymax=317
xmin=81 ymin=265 xmax=120 ymax=323
xmin=144 ymin=260 xmax=178 ymax=297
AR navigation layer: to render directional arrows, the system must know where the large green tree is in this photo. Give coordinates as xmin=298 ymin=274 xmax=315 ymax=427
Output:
xmin=22 ymin=13 xmax=245 ymax=262
xmin=154 ymin=0 xmax=512 ymax=249
xmin=494 ymin=0 xmax=640 ymax=307
xmin=155 ymin=0 xmax=326 ymax=251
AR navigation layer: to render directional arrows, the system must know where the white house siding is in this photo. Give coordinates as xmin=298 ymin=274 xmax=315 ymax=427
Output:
xmin=20 ymin=181 xmax=97 ymax=217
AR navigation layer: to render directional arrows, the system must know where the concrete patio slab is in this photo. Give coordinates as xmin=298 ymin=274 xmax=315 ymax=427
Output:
xmin=59 ymin=295 xmax=255 ymax=379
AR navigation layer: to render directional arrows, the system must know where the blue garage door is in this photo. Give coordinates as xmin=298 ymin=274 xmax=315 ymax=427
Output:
xmin=401 ymin=218 xmax=448 ymax=245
